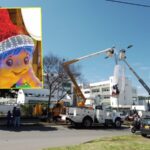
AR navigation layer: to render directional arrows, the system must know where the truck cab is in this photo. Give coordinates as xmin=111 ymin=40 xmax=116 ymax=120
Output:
xmin=65 ymin=104 xmax=124 ymax=128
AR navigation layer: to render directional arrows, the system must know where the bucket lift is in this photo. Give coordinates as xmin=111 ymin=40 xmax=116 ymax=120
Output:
xmin=63 ymin=48 xmax=114 ymax=107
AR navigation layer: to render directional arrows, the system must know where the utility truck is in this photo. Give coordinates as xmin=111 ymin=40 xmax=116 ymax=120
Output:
xmin=65 ymin=103 xmax=124 ymax=128
xmin=62 ymin=48 xmax=124 ymax=128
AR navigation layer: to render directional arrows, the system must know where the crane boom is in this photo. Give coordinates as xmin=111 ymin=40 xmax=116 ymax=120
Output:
xmin=63 ymin=48 xmax=114 ymax=66
xmin=123 ymin=59 xmax=150 ymax=95
xmin=63 ymin=65 xmax=86 ymax=105
xmin=63 ymin=48 xmax=114 ymax=106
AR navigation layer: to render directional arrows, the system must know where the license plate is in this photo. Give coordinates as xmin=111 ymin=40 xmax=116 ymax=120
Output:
xmin=144 ymin=125 xmax=150 ymax=129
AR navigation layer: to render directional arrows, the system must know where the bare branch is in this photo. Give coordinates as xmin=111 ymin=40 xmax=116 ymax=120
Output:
xmin=43 ymin=53 xmax=82 ymax=119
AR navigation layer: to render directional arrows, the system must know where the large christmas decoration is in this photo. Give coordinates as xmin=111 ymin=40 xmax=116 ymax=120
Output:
xmin=0 ymin=9 xmax=42 ymax=88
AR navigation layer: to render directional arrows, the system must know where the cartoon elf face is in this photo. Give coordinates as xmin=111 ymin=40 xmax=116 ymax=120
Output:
xmin=0 ymin=47 xmax=42 ymax=88
xmin=0 ymin=50 xmax=32 ymax=78
xmin=0 ymin=9 xmax=42 ymax=88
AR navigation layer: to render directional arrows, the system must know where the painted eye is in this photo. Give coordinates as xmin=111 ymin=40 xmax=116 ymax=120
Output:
xmin=6 ymin=59 xmax=13 ymax=67
xmin=24 ymin=56 xmax=29 ymax=64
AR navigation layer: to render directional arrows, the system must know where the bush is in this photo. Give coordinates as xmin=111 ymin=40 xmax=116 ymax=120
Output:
xmin=20 ymin=104 xmax=33 ymax=117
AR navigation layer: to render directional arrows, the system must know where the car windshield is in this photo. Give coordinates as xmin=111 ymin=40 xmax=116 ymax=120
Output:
xmin=142 ymin=118 xmax=150 ymax=125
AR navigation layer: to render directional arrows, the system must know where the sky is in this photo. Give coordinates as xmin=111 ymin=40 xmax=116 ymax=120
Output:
xmin=0 ymin=0 xmax=150 ymax=96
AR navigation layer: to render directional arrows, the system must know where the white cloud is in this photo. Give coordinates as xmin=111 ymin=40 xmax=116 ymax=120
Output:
xmin=140 ymin=66 xmax=150 ymax=71
xmin=132 ymin=62 xmax=150 ymax=71
xmin=137 ymin=85 xmax=149 ymax=96
xmin=132 ymin=62 xmax=141 ymax=67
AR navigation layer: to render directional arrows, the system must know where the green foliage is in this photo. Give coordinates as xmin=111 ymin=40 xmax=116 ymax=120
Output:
xmin=43 ymin=135 xmax=150 ymax=150
xmin=20 ymin=104 xmax=33 ymax=117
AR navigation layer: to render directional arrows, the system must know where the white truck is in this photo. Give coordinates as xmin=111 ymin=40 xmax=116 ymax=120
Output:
xmin=62 ymin=48 xmax=124 ymax=128
xmin=65 ymin=105 xmax=124 ymax=128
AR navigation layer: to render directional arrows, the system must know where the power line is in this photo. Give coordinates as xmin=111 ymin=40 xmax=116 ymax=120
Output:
xmin=106 ymin=0 xmax=150 ymax=8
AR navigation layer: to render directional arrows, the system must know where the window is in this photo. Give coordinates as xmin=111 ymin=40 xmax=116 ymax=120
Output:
xmin=28 ymin=93 xmax=33 ymax=97
xmin=84 ymin=91 xmax=90 ymax=94
xmin=36 ymin=94 xmax=40 ymax=97
xmin=104 ymin=96 xmax=110 ymax=99
xmin=62 ymin=82 xmax=71 ymax=91
xmin=92 ymin=89 xmax=99 ymax=93
xmin=102 ymin=88 xmax=109 ymax=92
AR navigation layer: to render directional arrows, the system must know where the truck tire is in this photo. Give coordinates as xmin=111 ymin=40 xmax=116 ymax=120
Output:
xmin=114 ymin=119 xmax=121 ymax=128
xmin=104 ymin=122 xmax=109 ymax=128
xmin=82 ymin=117 xmax=92 ymax=128
xmin=141 ymin=133 xmax=147 ymax=137
xmin=131 ymin=127 xmax=136 ymax=133
xmin=70 ymin=121 xmax=78 ymax=127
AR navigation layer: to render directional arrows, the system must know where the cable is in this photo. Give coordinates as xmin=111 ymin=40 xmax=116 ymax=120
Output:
xmin=106 ymin=0 xmax=150 ymax=8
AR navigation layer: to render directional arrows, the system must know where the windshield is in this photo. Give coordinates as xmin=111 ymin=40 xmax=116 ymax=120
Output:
xmin=142 ymin=118 xmax=150 ymax=125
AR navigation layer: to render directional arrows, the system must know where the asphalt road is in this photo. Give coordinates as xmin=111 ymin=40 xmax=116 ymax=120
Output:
xmin=0 ymin=124 xmax=131 ymax=150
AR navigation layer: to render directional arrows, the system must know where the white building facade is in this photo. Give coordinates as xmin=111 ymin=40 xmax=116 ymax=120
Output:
xmin=81 ymin=76 xmax=138 ymax=109
xmin=17 ymin=74 xmax=73 ymax=105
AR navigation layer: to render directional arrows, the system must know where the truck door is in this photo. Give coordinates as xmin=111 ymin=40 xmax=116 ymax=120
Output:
xmin=95 ymin=105 xmax=105 ymax=123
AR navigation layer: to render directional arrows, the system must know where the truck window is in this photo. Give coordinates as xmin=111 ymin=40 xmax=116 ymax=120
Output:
xmin=95 ymin=105 xmax=103 ymax=110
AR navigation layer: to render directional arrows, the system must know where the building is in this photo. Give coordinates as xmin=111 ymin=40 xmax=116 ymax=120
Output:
xmin=17 ymin=73 xmax=138 ymax=109
xmin=17 ymin=74 xmax=73 ymax=105
xmin=81 ymin=76 xmax=138 ymax=109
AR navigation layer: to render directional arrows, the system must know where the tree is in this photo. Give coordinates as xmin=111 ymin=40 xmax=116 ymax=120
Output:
xmin=43 ymin=54 xmax=81 ymax=120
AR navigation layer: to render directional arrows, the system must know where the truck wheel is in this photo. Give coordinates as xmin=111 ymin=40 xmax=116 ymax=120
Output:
xmin=83 ymin=117 xmax=92 ymax=128
xmin=131 ymin=127 xmax=136 ymax=133
xmin=104 ymin=122 xmax=109 ymax=128
xmin=141 ymin=133 xmax=147 ymax=137
xmin=114 ymin=119 xmax=121 ymax=128
xmin=71 ymin=121 xmax=77 ymax=127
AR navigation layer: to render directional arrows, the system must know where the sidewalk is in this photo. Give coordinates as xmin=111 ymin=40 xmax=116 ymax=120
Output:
xmin=0 ymin=117 xmax=67 ymax=127
xmin=0 ymin=117 xmax=40 ymax=126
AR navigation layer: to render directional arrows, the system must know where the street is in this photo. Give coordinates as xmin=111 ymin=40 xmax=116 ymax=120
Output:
xmin=0 ymin=124 xmax=131 ymax=150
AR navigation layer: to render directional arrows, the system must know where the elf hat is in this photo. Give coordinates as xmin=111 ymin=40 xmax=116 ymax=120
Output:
xmin=0 ymin=9 xmax=34 ymax=54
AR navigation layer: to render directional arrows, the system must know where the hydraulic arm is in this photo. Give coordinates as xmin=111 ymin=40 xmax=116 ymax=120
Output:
xmin=119 ymin=50 xmax=150 ymax=95
xmin=63 ymin=48 xmax=114 ymax=106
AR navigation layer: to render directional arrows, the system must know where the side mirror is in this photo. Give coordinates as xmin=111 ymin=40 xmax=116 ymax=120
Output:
xmin=95 ymin=105 xmax=103 ymax=110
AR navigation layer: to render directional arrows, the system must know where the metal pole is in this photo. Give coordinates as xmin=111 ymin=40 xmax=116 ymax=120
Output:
xmin=123 ymin=59 xmax=150 ymax=95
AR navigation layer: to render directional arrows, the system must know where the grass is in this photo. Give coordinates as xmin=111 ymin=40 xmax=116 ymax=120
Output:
xmin=43 ymin=135 xmax=150 ymax=150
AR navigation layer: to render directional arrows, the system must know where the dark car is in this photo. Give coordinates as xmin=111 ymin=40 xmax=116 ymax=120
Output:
xmin=140 ymin=115 xmax=150 ymax=137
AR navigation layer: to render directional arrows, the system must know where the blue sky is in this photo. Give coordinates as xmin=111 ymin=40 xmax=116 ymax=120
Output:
xmin=0 ymin=0 xmax=150 ymax=95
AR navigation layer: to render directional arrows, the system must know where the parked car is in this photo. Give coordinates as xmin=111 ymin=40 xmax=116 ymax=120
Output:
xmin=140 ymin=115 xmax=150 ymax=137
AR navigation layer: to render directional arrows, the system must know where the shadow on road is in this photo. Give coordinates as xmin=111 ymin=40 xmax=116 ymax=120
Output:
xmin=0 ymin=124 xmax=58 ymax=132
xmin=143 ymin=135 xmax=150 ymax=139
xmin=68 ymin=125 xmax=130 ymax=130
xmin=133 ymin=132 xmax=150 ymax=139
